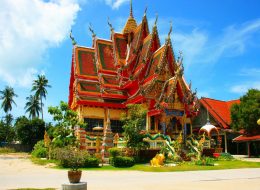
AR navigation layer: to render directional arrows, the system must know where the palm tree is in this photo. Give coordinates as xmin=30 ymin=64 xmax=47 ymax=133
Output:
xmin=25 ymin=95 xmax=41 ymax=119
xmin=0 ymin=86 xmax=18 ymax=114
xmin=31 ymin=75 xmax=51 ymax=120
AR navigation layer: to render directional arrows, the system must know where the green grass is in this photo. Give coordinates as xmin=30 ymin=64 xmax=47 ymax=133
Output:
xmin=30 ymin=157 xmax=59 ymax=166
xmin=82 ymin=160 xmax=260 ymax=172
xmin=0 ymin=147 xmax=16 ymax=154
xmin=30 ymin=157 xmax=260 ymax=172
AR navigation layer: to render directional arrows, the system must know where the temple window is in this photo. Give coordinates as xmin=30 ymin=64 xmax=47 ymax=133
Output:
xmin=84 ymin=118 xmax=104 ymax=132
xmin=111 ymin=120 xmax=124 ymax=133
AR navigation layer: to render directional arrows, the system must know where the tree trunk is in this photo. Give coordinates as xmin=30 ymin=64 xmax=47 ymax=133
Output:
xmin=41 ymin=97 xmax=43 ymax=120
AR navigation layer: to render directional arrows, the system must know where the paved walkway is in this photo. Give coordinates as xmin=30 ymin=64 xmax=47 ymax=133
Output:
xmin=0 ymin=154 xmax=260 ymax=190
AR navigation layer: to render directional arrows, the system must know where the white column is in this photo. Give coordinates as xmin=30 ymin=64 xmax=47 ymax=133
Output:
xmin=146 ymin=113 xmax=149 ymax=131
xmin=224 ymin=131 xmax=227 ymax=153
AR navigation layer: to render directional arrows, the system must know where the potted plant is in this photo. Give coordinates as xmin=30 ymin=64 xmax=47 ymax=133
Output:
xmin=58 ymin=147 xmax=85 ymax=183
xmin=67 ymin=148 xmax=85 ymax=183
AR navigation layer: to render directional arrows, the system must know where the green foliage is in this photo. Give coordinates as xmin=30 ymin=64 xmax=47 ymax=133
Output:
xmin=0 ymin=86 xmax=18 ymax=113
xmin=121 ymin=104 xmax=149 ymax=156
xmin=111 ymin=156 xmax=135 ymax=167
xmin=84 ymin=156 xmax=100 ymax=167
xmin=0 ymin=147 xmax=15 ymax=154
xmin=47 ymin=101 xmax=83 ymax=148
xmin=54 ymin=146 xmax=99 ymax=169
xmin=231 ymin=89 xmax=260 ymax=134
xmin=108 ymin=147 xmax=121 ymax=158
xmin=218 ymin=153 xmax=234 ymax=161
xmin=31 ymin=74 xmax=51 ymax=120
xmin=0 ymin=119 xmax=15 ymax=143
xmin=25 ymin=95 xmax=41 ymax=119
xmin=15 ymin=116 xmax=45 ymax=146
xmin=56 ymin=146 xmax=88 ymax=170
xmin=48 ymin=101 xmax=78 ymax=127
xmin=195 ymin=157 xmax=214 ymax=166
xmin=31 ymin=140 xmax=47 ymax=158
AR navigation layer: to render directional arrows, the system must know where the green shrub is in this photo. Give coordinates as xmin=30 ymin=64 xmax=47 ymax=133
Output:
xmin=195 ymin=157 xmax=214 ymax=166
xmin=112 ymin=156 xmax=135 ymax=167
xmin=31 ymin=140 xmax=47 ymax=158
xmin=218 ymin=153 xmax=234 ymax=161
xmin=108 ymin=147 xmax=121 ymax=158
xmin=0 ymin=147 xmax=15 ymax=154
xmin=84 ymin=156 xmax=100 ymax=167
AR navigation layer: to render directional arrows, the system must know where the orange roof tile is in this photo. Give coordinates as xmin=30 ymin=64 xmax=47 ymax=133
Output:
xmin=200 ymin=98 xmax=240 ymax=129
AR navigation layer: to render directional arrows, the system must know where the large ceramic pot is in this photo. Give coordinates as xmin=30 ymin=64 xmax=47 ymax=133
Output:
xmin=68 ymin=170 xmax=82 ymax=183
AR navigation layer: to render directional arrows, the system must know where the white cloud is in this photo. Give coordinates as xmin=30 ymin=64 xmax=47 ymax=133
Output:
xmin=173 ymin=29 xmax=208 ymax=67
xmin=105 ymin=0 xmax=129 ymax=9
xmin=157 ymin=18 xmax=260 ymax=67
xmin=203 ymin=19 xmax=260 ymax=63
xmin=0 ymin=0 xmax=80 ymax=88
xmin=230 ymin=82 xmax=260 ymax=94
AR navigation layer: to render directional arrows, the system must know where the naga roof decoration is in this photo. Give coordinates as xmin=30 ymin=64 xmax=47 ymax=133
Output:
xmin=68 ymin=2 xmax=199 ymax=116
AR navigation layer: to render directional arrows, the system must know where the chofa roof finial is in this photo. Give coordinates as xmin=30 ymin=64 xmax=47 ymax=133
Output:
xmin=143 ymin=6 xmax=148 ymax=17
xmin=89 ymin=23 xmax=96 ymax=38
xmin=107 ymin=17 xmax=114 ymax=32
xmin=167 ymin=21 xmax=172 ymax=39
xmin=154 ymin=13 xmax=158 ymax=26
xmin=69 ymin=30 xmax=77 ymax=46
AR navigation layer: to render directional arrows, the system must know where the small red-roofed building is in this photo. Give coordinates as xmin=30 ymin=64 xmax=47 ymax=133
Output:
xmin=192 ymin=97 xmax=241 ymax=154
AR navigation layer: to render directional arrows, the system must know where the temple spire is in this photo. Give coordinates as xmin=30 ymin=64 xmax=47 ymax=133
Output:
xmin=130 ymin=0 xmax=133 ymax=17
xmin=122 ymin=0 xmax=137 ymax=34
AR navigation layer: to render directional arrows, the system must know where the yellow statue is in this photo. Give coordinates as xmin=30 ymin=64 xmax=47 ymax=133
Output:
xmin=150 ymin=153 xmax=165 ymax=167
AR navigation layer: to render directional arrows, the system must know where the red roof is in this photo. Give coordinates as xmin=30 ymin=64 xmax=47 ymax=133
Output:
xmin=233 ymin=134 xmax=260 ymax=142
xmin=200 ymin=98 xmax=240 ymax=129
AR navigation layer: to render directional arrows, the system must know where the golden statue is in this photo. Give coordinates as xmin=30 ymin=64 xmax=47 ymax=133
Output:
xmin=150 ymin=153 xmax=165 ymax=167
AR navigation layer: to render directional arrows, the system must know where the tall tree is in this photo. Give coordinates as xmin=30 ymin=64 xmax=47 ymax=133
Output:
xmin=25 ymin=95 xmax=41 ymax=119
xmin=31 ymin=75 xmax=51 ymax=120
xmin=0 ymin=86 xmax=18 ymax=114
xmin=121 ymin=104 xmax=149 ymax=157
xmin=231 ymin=89 xmax=260 ymax=134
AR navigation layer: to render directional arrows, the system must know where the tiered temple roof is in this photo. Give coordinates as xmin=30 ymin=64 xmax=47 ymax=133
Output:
xmin=68 ymin=2 xmax=199 ymax=117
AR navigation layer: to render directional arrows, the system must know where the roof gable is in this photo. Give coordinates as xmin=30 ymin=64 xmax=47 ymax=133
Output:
xmin=200 ymin=98 xmax=240 ymax=129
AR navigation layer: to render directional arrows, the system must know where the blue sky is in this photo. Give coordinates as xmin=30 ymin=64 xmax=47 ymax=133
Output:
xmin=0 ymin=0 xmax=260 ymax=121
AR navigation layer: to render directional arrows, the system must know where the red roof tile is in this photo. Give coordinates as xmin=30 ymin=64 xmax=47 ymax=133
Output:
xmin=200 ymin=98 xmax=240 ymax=129
xmin=233 ymin=134 xmax=260 ymax=142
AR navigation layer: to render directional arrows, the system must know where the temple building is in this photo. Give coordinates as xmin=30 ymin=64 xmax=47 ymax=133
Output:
xmin=192 ymin=97 xmax=241 ymax=154
xmin=68 ymin=2 xmax=199 ymax=144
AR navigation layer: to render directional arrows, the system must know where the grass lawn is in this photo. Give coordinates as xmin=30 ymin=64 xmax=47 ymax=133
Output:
xmin=30 ymin=157 xmax=260 ymax=172
xmin=82 ymin=160 xmax=260 ymax=172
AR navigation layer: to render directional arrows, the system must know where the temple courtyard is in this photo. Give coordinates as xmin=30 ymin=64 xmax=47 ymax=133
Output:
xmin=1 ymin=154 xmax=260 ymax=190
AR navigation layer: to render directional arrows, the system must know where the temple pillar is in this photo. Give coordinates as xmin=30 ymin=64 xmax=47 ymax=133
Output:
xmin=146 ymin=114 xmax=149 ymax=131
xmin=247 ymin=142 xmax=251 ymax=158
xmin=224 ymin=132 xmax=227 ymax=153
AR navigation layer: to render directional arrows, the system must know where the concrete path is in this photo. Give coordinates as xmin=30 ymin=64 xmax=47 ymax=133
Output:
xmin=1 ymin=154 xmax=260 ymax=190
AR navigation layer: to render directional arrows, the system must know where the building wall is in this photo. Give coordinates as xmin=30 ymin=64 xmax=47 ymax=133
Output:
xmin=78 ymin=105 xmax=126 ymax=127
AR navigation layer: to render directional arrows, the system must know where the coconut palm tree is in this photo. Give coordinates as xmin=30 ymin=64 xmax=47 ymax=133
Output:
xmin=0 ymin=86 xmax=18 ymax=114
xmin=31 ymin=75 xmax=51 ymax=120
xmin=25 ymin=95 xmax=41 ymax=119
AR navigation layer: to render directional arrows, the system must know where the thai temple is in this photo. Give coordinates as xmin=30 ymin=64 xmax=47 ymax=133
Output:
xmin=68 ymin=1 xmax=199 ymax=150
